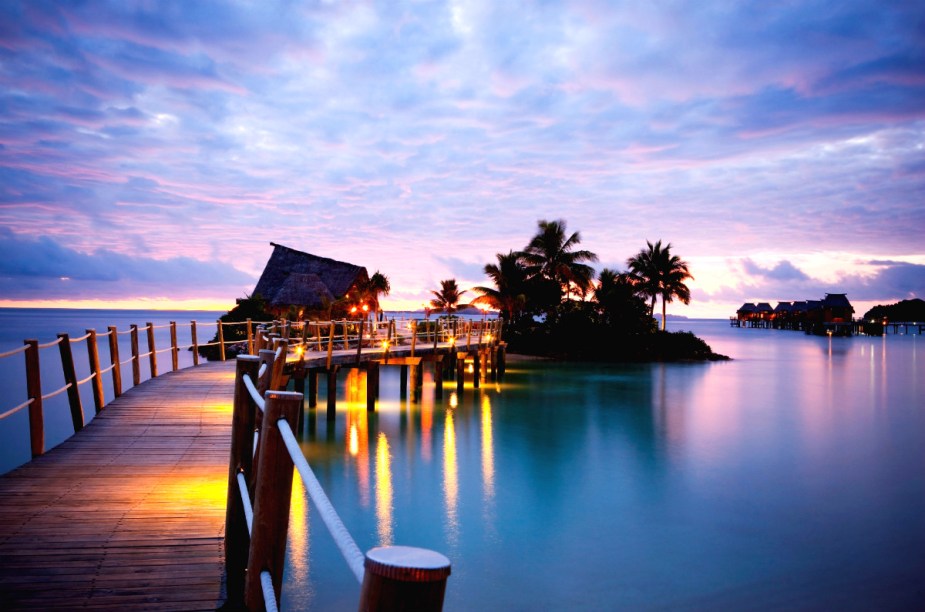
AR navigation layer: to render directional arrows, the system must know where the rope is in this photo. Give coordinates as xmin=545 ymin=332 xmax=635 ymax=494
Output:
xmin=97 ymin=329 xmax=112 ymax=338
xmin=99 ymin=363 xmax=115 ymax=375
xmin=0 ymin=345 xmax=29 ymax=359
xmin=0 ymin=398 xmax=33 ymax=421
xmin=117 ymin=328 xmax=134 ymax=335
xmin=75 ymin=371 xmax=97 ymax=386
xmin=69 ymin=332 xmax=91 ymax=343
xmin=38 ymin=338 xmax=63 ymax=349
xmin=277 ymin=418 xmax=366 ymax=584
xmin=138 ymin=351 xmax=152 ymax=359
xmin=243 ymin=374 xmax=266 ymax=412
xmin=237 ymin=472 xmax=254 ymax=534
xmin=260 ymin=571 xmax=279 ymax=612
xmin=149 ymin=323 xmax=171 ymax=330
xmin=119 ymin=356 xmax=135 ymax=366
xmin=42 ymin=382 xmax=72 ymax=401
xmin=258 ymin=363 xmax=268 ymax=379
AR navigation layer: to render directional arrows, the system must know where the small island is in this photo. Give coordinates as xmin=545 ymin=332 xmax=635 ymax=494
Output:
xmin=205 ymin=220 xmax=728 ymax=363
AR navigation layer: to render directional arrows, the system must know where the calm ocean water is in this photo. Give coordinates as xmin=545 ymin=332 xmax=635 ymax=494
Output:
xmin=1 ymin=312 xmax=922 ymax=609
xmin=284 ymin=319 xmax=924 ymax=611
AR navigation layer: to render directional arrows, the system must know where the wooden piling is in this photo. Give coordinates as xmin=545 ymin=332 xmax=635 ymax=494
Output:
xmin=86 ymin=329 xmax=105 ymax=414
xmin=307 ymin=368 xmax=318 ymax=408
xmin=247 ymin=318 xmax=254 ymax=355
xmin=24 ymin=339 xmax=44 ymax=457
xmin=130 ymin=324 xmax=141 ymax=387
xmin=218 ymin=321 xmax=226 ymax=361
xmin=191 ymin=321 xmax=199 ymax=366
xmin=367 ymin=361 xmax=379 ymax=412
xmin=473 ymin=351 xmax=481 ymax=389
xmin=357 ymin=319 xmax=365 ymax=364
xmin=57 ymin=333 xmax=84 ymax=433
xmin=244 ymin=390 xmax=302 ymax=611
xmin=358 ymin=546 xmax=451 ymax=612
xmin=326 ymin=322 xmax=335 ymax=370
xmin=411 ymin=320 xmax=417 ymax=358
xmin=434 ymin=355 xmax=444 ymax=400
xmin=169 ymin=321 xmax=179 ymax=371
xmin=326 ymin=365 xmax=340 ymax=421
xmin=225 ymin=355 xmax=260 ymax=609
xmin=107 ymin=326 xmax=122 ymax=397
xmin=146 ymin=323 xmax=158 ymax=378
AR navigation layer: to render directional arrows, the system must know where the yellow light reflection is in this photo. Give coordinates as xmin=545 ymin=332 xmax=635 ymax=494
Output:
xmin=449 ymin=392 xmax=458 ymax=409
xmin=345 ymin=370 xmax=371 ymax=508
xmin=481 ymin=394 xmax=495 ymax=502
xmin=443 ymin=407 xmax=459 ymax=543
xmin=349 ymin=423 xmax=360 ymax=457
xmin=375 ymin=432 xmax=393 ymax=546
xmin=289 ymin=473 xmax=310 ymax=586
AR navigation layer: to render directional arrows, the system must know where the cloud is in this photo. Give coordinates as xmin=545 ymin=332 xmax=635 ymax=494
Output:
xmin=742 ymin=259 xmax=810 ymax=282
xmin=0 ymin=229 xmax=254 ymax=300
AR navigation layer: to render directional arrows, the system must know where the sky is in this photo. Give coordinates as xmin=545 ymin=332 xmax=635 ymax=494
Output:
xmin=1 ymin=0 xmax=923 ymax=319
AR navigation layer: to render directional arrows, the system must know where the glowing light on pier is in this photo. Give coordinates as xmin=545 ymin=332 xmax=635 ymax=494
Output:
xmin=375 ymin=432 xmax=394 ymax=546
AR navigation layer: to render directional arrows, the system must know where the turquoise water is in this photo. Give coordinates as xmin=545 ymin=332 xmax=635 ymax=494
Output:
xmin=2 ymin=312 xmax=922 ymax=609
xmin=284 ymin=320 xmax=924 ymax=610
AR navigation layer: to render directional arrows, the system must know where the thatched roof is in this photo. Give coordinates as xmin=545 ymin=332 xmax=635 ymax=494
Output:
xmin=252 ymin=243 xmax=368 ymax=310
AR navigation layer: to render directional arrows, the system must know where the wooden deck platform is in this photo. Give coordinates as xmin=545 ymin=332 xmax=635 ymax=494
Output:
xmin=0 ymin=361 xmax=237 ymax=611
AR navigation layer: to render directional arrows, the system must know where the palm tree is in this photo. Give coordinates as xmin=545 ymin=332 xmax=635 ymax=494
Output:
xmin=472 ymin=251 xmax=528 ymax=321
xmin=351 ymin=270 xmax=391 ymax=322
xmin=519 ymin=219 xmax=598 ymax=300
xmin=626 ymin=240 xmax=663 ymax=316
xmin=626 ymin=240 xmax=692 ymax=330
xmin=429 ymin=279 xmax=470 ymax=315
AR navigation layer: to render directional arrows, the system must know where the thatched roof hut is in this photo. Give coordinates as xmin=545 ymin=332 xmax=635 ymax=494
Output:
xmin=252 ymin=243 xmax=368 ymax=316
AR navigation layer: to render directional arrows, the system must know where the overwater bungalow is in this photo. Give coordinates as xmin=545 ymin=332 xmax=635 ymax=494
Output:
xmin=251 ymin=242 xmax=369 ymax=318
xmin=731 ymin=294 xmax=856 ymax=333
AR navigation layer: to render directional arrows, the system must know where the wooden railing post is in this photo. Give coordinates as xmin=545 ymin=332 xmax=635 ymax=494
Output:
xmin=146 ymin=323 xmax=158 ymax=378
xmin=270 ymin=340 xmax=288 ymax=391
xmin=359 ymin=546 xmax=451 ymax=612
xmin=130 ymin=324 xmax=141 ymax=387
xmin=107 ymin=326 xmax=122 ymax=397
xmin=218 ymin=320 xmax=226 ymax=361
xmin=24 ymin=339 xmax=44 ymax=457
xmin=326 ymin=322 xmax=335 ymax=370
xmin=410 ymin=320 xmax=417 ymax=358
xmin=86 ymin=329 xmax=105 ymax=414
xmin=356 ymin=319 xmax=364 ymax=364
xmin=244 ymin=390 xmax=302 ymax=611
xmin=191 ymin=321 xmax=200 ymax=366
xmin=169 ymin=321 xmax=179 ymax=372
xmin=247 ymin=318 xmax=254 ymax=355
xmin=57 ymin=333 xmax=84 ymax=432
xmin=224 ymin=355 xmax=261 ymax=609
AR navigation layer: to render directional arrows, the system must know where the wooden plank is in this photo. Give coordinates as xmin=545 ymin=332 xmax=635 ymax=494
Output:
xmin=0 ymin=361 xmax=235 ymax=611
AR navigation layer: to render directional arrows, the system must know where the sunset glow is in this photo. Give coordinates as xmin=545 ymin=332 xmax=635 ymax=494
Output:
xmin=0 ymin=2 xmax=921 ymax=316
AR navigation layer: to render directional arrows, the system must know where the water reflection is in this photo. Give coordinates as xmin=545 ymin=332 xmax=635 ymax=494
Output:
xmin=288 ymin=475 xmax=309 ymax=586
xmin=443 ymin=405 xmax=459 ymax=544
xmin=480 ymin=394 xmax=495 ymax=503
xmin=375 ymin=432 xmax=393 ymax=545
xmin=345 ymin=369 xmax=371 ymax=508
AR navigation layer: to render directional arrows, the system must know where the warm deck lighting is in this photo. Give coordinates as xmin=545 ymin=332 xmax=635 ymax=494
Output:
xmin=381 ymin=340 xmax=390 ymax=349
xmin=351 ymin=306 xmax=358 ymax=314
xmin=449 ymin=337 xmax=456 ymax=346
xmin=362 ymin=304 xmax=369 ymax=312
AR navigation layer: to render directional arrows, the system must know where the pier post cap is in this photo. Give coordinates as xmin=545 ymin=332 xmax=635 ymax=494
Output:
xmin=236 ymin=354 xmax=260 ymax=363
xmin=364 ymin=546 xmax=451 ymax=582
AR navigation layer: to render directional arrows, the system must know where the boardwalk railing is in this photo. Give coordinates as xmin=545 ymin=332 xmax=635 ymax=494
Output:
xmin=226 ymin=353 xmax=452 ymax=611
xmin=1 ymin=315 xmax=501 ymax=464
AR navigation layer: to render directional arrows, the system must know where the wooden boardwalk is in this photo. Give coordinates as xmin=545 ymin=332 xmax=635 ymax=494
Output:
xmin=0 ymin=361 xmax=237 ymax=611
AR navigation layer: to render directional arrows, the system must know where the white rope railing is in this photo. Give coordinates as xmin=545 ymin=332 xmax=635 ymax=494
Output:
xmin=260 ymin=571 xmax=279 ymax=612
xmin=69 ymin=332 xmax=91 ymax=343
xmin=243 ymin=374 xmax=266 ymax=412
xmin=0 ymin=345 xmax=28 ymax=359
xmin=42 ymin=382 xmax=72 ymax=401
xmin=237 ymin=472 xmax=254 ymax=533
xmin=277 ymin=417 xmax=366 ymax=583
xmin=75 ymin=371 xmax=96 ymax=386
xmin=99 ymin=363 xmax=116 ymax=375
xmin=257 ymin=363 xmax=268 ymax=379
xmin=38 ymin=338 xmax=63 ymax=349
xmin=0 ymin=398 xmax=33 ymax=421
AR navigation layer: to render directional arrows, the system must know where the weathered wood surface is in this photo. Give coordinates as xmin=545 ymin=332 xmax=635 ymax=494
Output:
xmin=0 ymin=361 xmax=236 ymax=611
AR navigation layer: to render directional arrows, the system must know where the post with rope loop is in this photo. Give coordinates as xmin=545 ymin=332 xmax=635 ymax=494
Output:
xmin=107 ymin=326 xmax=122 ymax=397
xmin=218 ymin=320 xmax=226 ymax=362
xmin=130 ymin=324 xmax=141 ymax=386
xmin=146 ymin=323 xmax=158 ymax=378
xmin=24 ymin=339 xmax=44 ymax=457
xmin=169 ymin=321 xmax=179 ymax=372
xmin=244 ymin=390 xmax=303 ymax=612
xmin=86 ymin=329 xmax=105 ymax=414
xmin=191 ymin=321 xmax=199 ymax=367
xmin=224 ymin=355 xmax=260 ymax=609
xmin=57 ymin=333 xmax=84 ymax=432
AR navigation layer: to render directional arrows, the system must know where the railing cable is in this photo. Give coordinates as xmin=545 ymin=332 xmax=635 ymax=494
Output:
xmin=0 ymin=345 xmax=28 ymax=359
xmin=0 ymin=398 xmax=33 ymax=421
xmin=277 ymin=417 xmax=366 ymax=583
